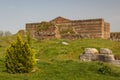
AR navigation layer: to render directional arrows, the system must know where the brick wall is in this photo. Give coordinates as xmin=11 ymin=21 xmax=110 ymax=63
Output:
xmin=26 ymin=23 xmax=39 ymax=38
xmin=26 ymin=17 xmax=110 ymax=40
xmin=104 ymin=22 xmax=110 ymax=39
xmin=53 ymin=18 xmax=110 ymax=39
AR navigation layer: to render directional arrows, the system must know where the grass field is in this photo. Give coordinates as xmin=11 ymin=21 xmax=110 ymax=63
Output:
xmin=0 ymin=35 xmax=120 ymax=80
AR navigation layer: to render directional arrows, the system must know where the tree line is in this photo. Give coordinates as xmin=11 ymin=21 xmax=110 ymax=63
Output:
xmin=0 ymin=31 xmax=12 ymax=37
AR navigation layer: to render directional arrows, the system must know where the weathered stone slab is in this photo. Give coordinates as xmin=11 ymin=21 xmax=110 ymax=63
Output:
xmin=100 ymin=48 xmax=112 ymax=54
xmin=96 ymin=54 xmax=115 ymax=62
xmin=80 ymin=48 xmax=98 ymax=61
xmin=84 ymin=48 xmax=98 ymax=54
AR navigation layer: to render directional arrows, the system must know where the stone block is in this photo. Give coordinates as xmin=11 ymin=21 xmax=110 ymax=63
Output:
xmin=100 ymin=48 xmax=112 ymax=54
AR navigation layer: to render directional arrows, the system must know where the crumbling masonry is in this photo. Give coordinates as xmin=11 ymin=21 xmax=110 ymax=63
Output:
xmin=26 ymin=16 xmax=110 ymax=39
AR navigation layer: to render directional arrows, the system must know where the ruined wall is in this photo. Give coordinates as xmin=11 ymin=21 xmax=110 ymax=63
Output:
xmin=26 ymin=22 xmax=56 ymax=40
xmin=104 ymin=22 xmax=110 ymax=39
xmin=73 ymin=19 xmax=104 ymax=38
xmin=55 ymin=19 xmax=110 ymax=39
xmin=26 ymin=17 xmax=110 ymax=40
xmin=50 ymin=16 xmax=71 ymax=24
xmin=26 ymin=23 xmax=39 ymax=38
xmin=110 ymin=32 xmax=120 ymax=41
xmin=35 ymin=25 xmax=56 ymax=40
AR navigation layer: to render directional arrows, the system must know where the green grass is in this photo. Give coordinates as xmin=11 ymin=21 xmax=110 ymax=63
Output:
xmin=34 ymin=38 xmax=120 ymax=61
xmin=0 ymin=36 xmax=120 ymax=80
xmin=0 ymin=59 xmax=120 ymax=80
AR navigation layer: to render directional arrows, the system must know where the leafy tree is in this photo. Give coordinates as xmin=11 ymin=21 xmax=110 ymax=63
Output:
xmin=5 ymin=34 xmax=36 ymax=73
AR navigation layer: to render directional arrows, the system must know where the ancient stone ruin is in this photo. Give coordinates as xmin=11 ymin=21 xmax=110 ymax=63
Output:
xmin=26 ymin=16 xmax=110 ymax=40
xmin=80 ymin=48 xmax=120 ymax=65
xmin=110 ymin=32 xmax=120 ymax=41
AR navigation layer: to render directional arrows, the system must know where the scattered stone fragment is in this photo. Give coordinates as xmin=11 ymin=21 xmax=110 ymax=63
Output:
xmin=62 ymin=42 xmax=69 ymax=45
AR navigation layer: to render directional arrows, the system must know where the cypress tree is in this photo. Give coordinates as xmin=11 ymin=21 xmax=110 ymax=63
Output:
xmin=5 ymin=34 xmax=36 ymax=73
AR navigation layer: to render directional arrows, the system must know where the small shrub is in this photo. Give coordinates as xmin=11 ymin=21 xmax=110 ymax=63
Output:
xmin=98 ymin=65 xmax=112 ymax=75
xmin=5 ymin=34 xmax=36 ymax=73
xmin=98 ymin=65 xmax=120 ymax=77
xmin=97 ymin=62 xmax=104 ymax=66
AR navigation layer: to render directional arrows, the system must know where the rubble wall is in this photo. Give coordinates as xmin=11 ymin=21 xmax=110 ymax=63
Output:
xmin=26 ymin=17 xmax=110 ymax=40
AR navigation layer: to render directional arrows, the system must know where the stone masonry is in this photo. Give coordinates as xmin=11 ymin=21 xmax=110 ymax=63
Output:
xmin=110 ymin=32 xmax=120 ymax=41
xmin=80 ymin=48 xmax=120 ymax=66
xmin=26 ymin=16 xmax=110 ymax=39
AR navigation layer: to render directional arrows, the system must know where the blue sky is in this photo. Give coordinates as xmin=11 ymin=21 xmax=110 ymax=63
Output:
xmin=0 ymin=0 xmax=120 ymax=33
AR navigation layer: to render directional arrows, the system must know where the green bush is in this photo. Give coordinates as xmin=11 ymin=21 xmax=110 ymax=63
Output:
xmin=5 ymin=34 xmax=36 ymax=73
xmin=98 ymin=65 xmax=112 ymax=75
xmin=98 ymin=65 xmax=120 ymax=77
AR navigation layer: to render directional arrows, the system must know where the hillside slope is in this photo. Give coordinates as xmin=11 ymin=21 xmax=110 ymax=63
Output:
xmin=0 ymin=36 xmax=120 ymax=80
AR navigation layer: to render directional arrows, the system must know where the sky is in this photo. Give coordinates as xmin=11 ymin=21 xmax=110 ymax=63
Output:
xmin=0 ymin=0 xmax=120 ymax=34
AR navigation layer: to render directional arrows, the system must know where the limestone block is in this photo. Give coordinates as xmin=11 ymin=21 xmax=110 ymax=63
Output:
xmin=80 ymin=48 xmax=98 ymax=61
xmin=100 ymin=48 xmax=112 ymax=54
xmin=97 ymin=54 xmax=115 ymax=62
xmin=62 ymin=42 xmax=69 ymax=45
xmin=80 ymin=53 xmax=97 ymax=61
xmin=104 ymin=54 xmax=115 ymax=62
xmin=85 ymin=48 xmax=98 ymax=54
